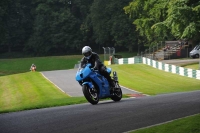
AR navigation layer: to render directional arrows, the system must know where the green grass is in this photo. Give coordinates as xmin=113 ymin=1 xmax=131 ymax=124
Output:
xmin=0 ymin=55 xmax=83 ymax=76
xmin=110 ymin=64 xmax=200 ymax=95
xmin=0 ymin=55 xmax=88 ymax=113
xmin=0 ymin=71 xmax=88 ymax=113
xmin=182 ymin=63 xmax=200 ymax=70
xmin=131 ymin=114 xmax=200 ymax=133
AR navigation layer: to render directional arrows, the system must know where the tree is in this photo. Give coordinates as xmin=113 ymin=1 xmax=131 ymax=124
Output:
xmin=87 ymin=0 xmax=139 ymax=52
xmin=164 ymin=0 xmax=200 ymax=42
xmin=124 ymin=0 xmax=174 ymax=47
xmin=124 ymin=0 xmax=200 ymax=47
xmin=25 ymin=0 xmax=83 ymax=55
xmin=0 ymin=0 xmax=33 ymax=53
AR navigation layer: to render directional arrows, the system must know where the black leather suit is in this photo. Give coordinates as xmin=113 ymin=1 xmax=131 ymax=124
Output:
xmin=80 ymin=52 xmax=114 ymax=87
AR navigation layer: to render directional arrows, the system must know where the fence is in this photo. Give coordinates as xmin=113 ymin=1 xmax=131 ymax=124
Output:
xmin=142 ymin=41 xmax=193 ymax=60
xmin=102 ymin=47 xmax=115 ymax=61
xmin=142 ymin=41 xmax=165 ymax=59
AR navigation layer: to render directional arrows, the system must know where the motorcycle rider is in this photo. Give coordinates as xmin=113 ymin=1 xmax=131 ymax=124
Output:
xmin=30 ymin=64 xmax=36 ymax=71
xmin=80 ymin=46 xmax=115 ymax=88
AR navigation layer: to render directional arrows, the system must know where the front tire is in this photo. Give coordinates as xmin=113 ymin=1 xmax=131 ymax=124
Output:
xmin=82 ymin=84 xmax=99 ymax=105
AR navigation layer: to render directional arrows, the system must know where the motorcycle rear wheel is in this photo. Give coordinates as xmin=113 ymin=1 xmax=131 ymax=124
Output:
xmin=82 ymin=84 xmax=99 ymax=105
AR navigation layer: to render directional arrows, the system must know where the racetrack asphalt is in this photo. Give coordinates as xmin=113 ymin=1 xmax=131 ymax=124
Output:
xmin=160 ymin=58 xmax=199 ymax=66
xmin=41 ymin=68 xmax=143 ymax=97
xmin=0 ymin=90 xmax=199 ymax=133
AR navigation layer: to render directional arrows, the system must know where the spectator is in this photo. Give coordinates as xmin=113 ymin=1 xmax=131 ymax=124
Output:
xmin=180 ymin=41 xmax=184 ymax=47
xmin=184 ymin=41 xmax=188 ymax=46
xmin=30 ymin=64 xmax=36 ymax=72
xmin=167 ymin=45 xmax=170 ymax=50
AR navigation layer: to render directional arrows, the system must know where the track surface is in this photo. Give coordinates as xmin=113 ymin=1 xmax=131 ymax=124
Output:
xmin=41 ymin=69 xmax=142 ymax=97
xmin=0 ymin=91 xmax=200 ymax=133
xmin=160 ymin=58 xmax=199 ymax=66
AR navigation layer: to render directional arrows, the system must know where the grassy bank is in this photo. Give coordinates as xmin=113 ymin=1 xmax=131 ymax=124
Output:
xmin=182 ymin=63 xmax=200 ymax=70
xmin=110 ymin=64 xmax=200 ymax=95
xmin=0 ymin=55 xmax=82 ymax=76
xmin=0 ymin=71 xmax=87 ymax=113
xmin=131 ymin=114 xmax=200 ymax=133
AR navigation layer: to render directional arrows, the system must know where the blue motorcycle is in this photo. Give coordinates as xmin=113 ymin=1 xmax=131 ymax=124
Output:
xmin=75 ymin=63 xmax=122 ymax=105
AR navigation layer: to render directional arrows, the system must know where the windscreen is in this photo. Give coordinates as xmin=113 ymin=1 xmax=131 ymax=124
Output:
xmin=194 ymin=45 xmax=200 ymax=50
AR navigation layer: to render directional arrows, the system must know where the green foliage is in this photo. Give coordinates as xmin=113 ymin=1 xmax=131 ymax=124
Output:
xmin=124 ymin=0 xmax=200 ymax=47
xmin=25 ymin=1 xmax=83 ymax=55
xmin=88 ymin=0 xmax=139 ymax=52
xmin=164 ymin=0 xmax=198 ymax=39
xmin=2 ymin=0 xmax=200 ymax=55
xmin=0 ymin=0 xmax=94 ymax=56
xmin=0 ymin=0 xmax=33 ymax=53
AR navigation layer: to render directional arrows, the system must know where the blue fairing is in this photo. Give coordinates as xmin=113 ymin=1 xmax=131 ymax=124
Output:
xmin=76 ymin=64 xmax=92 ymax=82
xmin=75 ymin=63 xmax=111 ymax=98
xmin=82 ymin=82 xmax=93 ymax=89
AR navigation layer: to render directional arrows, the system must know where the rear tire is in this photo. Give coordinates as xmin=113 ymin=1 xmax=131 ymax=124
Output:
xmin=111 ymin=82 xmax=122 ymax=102
xmin=82 ymin=84 xmax=99 ymax=105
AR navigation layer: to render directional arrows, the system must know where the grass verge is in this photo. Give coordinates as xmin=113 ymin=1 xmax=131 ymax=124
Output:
xmin=182 ymin=63 xmax=200 ymax=70
xmin=0 ymin=55 xmax=82 ymax=76
xmin=130 ymin=114 xmax=200 ymax=133
xmin=110 ymin=64 xmax=200 ymax=95
xmin=0 ymin=72 xmax=87 ymax=113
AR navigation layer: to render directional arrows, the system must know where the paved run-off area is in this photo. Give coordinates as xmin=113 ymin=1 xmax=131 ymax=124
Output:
xmin=41 ymin=69 xmax=144 ymax=97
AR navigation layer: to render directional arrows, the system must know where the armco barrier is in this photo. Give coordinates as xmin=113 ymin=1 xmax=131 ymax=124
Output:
xmin=112 ymin=57 xmax=200 ymax=80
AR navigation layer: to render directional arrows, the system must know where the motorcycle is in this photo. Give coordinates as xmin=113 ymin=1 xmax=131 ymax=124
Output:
xmin=75 ymin=63 xmax=122 ymax=105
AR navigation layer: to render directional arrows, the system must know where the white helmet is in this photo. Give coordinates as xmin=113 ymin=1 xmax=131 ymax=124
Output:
xmin=82 ymin=46 xmax=92 ymax=59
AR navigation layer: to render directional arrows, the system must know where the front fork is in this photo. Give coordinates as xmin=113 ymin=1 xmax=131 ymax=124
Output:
xmin=113 ymin=71 xmax=118 ymax=82
xmin=112 ymin=71 xmax=120 ymax=88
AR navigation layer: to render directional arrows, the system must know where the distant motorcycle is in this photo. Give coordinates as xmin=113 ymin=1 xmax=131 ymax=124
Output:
xmin=75 ymin=63 xmax=122 ymax=105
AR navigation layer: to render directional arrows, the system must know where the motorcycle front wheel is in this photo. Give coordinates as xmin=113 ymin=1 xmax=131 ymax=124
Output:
xmin=82 ymin=84 xmax=99 ymax=105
